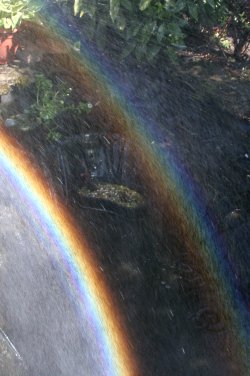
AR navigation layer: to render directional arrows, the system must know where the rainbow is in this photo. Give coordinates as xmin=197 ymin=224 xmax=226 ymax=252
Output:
xmin=0 ymin=127 xmax=138 ymax=375
xmin=0 ymin=6 xmax=249 ymax=374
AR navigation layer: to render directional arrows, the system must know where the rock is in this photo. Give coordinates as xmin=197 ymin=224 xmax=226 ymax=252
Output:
xmin=0 ymin=65 xmax=33 ymax=96
xmin=1 ymin=92 xmax=14 ymax=105
xmin=5 ymin=118 xmax=17 ymax=127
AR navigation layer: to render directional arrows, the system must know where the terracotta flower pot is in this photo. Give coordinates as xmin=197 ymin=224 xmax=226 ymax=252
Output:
xmin=0 ymin=29 xmax=19 ymax=64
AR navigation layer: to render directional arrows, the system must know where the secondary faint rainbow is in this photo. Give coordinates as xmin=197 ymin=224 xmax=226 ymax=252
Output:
xmin=29 ymin=8 xmax=250 ymax=368
xmin=0 ymin=126 xmax=138 ymax=376
xmin=14 ymin=11 xmax=250 ymax=373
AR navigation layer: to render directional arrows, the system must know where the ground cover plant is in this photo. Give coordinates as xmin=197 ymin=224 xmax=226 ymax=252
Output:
xmin=10 ymin=73 xmax=92 ymax=141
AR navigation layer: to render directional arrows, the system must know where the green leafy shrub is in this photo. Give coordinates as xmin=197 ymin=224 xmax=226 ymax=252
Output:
xmin=20 ymin=74 xmax=92 ymax=140
xmin=53 ymin=0 xmax=249 ymax=60
xmin=0 ymin=0 xmax=41 ymax=30
xmin=222 ymin=0 xmax=249 ymax=58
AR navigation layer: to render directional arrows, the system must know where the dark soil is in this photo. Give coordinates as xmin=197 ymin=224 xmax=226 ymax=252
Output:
xmin=1 ymin=20 xmax=249 ymax=376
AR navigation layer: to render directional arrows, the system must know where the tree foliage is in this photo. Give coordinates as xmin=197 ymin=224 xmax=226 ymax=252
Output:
xmin=54 ymin=0 xmax=249 ymax=60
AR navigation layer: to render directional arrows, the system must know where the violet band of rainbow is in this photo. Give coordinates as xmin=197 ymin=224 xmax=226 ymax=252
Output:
xmin=0 ymin=126 xmax=139 ymax=376
xmin=30 ymin=15 xmax=250 ymax=371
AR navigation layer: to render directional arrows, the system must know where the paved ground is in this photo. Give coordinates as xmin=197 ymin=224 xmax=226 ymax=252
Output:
xmin=0 ymin=165 xmax=111 ymax=376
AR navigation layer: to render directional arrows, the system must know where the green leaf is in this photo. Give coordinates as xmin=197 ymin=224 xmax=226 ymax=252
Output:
xmin=73 ymin=40 xmax=81 ymax=51
xmin=147 ymin=44 xmax=161 ymax=61
xmin=122 ymin=0 xmax=133 ymax=11
xmin=120 ymin=40 xmax=137 ymax=59
xmin=168 ymin=22 xmax=183 ymax=38
xmin=110 ymin=0 xmax=120 ymax=22
xmin=188 ymin=3 xmax=198 ymax=21
xmin=11 ymin=12 xmax=22 ymax=29
xmin=3 ymin=17 xmax=12 ymax=29
xmin=73 ymin=0 xmax=95 ymax=17
xmin=157 ymin=23 xmax=166 ymax=43
xmin=174 ymin=0 xmax=185 ymax=12
xmin=139 ymin=21 xmax=156 ymax=46
xmin=135 ymin=44 xmax=146 ymax=60
xmin=115 ymin=15 xmax=126 ymax=31
xmin=73 ymin=0 xmax=81 ymax=16
xmin=82 ymin=1 xmax=96 ymax=17
xmin=125 ymin=23 xmax=141 ymax=40
xmin=139 ymin=0 xmax=152 ymax=11
xmin=206 ymin=0 xmax=215 ymax=8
